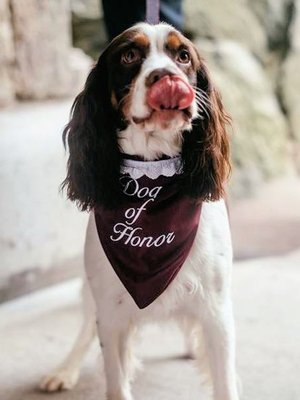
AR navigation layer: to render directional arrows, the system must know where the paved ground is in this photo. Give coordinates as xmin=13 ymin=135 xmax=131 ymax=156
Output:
xmin=230 ymin=176 xmax=300 ymax=260
xmin=1 ymin=249 xmax=300 ymax=400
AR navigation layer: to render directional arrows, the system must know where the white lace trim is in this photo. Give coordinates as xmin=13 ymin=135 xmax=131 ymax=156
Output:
xmin=121 ymin=156 xmax=182 ymax=180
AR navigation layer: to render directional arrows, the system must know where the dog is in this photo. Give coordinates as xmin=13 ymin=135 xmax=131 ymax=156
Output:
xmin=40 ymin=22 xmax=239 ymax=400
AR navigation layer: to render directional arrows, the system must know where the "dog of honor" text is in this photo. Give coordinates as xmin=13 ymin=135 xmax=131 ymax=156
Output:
xmin=110 ymin=177 xmax=175 ymax=247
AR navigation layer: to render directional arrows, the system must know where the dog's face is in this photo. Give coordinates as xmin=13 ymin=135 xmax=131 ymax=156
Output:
xmin=63 ymin=23 xmax=231 ymax=210
xmin=98 ymin=23 xmax=204 ymax=159
xmin=107 ymin=23 xmax=198 ymax=132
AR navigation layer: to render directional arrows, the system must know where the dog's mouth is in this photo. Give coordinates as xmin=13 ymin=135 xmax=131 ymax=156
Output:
xmin=132 ymin=75 xmax=195 ymax=125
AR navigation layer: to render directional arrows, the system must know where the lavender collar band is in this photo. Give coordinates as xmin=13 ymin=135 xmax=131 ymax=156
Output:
xmin=94 ymin=156 xmax=202 ymax=308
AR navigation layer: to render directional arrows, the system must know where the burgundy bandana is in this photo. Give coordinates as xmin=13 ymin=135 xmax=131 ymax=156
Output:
xmin=94 ymin=156 xmax=202 ymax=309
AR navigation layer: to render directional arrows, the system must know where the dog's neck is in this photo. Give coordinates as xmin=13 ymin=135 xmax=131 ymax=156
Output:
xmin=118 ymin=123 xmax=185 ymax=161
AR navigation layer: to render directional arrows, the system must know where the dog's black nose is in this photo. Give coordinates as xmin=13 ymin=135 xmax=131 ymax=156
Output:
xmin=146 ymin=68 xmax=174 ymax=87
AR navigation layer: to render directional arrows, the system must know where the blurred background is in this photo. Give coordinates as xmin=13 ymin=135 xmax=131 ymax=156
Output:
xmin=0 ymin=1 xmax=300 ymax=400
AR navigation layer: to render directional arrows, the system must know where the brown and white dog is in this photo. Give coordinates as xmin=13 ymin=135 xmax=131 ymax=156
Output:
xmin=40 ymin=23 xmax=239 ymax=400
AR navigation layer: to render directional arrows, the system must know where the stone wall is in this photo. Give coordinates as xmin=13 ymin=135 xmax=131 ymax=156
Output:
xmin=0 ymin=0 xmax=91 ymax=106
xmin=0 ymin=0 xmax=15 ymax=106
xmin=281 ymin=0 xmax=300 ymax=170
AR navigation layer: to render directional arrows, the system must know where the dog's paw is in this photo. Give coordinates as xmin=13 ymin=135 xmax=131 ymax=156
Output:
xmin=39 ymin=368 xmax=79 ymax=392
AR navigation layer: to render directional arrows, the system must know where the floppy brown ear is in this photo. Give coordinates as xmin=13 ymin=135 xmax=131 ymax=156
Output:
xmin=181 ymin=60 xmax=231 ymax=202
xmin=61 ymin=53 xmax=123 ymax=211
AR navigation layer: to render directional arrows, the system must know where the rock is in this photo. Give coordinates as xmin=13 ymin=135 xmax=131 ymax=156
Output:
xmin=289 ymin=0 xmax=300 ymax=51
xmin=68 ymin=48 xmax=93 ymax=93
xmin=248 ymin=0 xmax=294 ymax=51
xmin=281 ymin=53 xmax=300 ymax=169
xmin=247 ymin=0 xmax=268 ymax=22
xmin=71 ymin=0 xmax=107 ymax=59
xmin=71 ymin=0 xmax=101 ymax=19
xmin=9 ymin=0 xmax=92 ymax=100
xmin=196 ymin=40 xmax=290 ymax=196
xmin=72 ymin=14 xmax=107 ymax=59
xmin=279 ymin=1 xmax=300 ymax=170
xmin=184 ymin=0 xmax=267 ymax=58
xmin=0 ymin=0 xmax=15 ymax=106
xmin=10 ymin=0 xmax=72 ymax=99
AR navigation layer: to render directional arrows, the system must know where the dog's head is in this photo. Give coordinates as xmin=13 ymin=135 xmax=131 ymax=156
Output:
xmin=63 ymin=23 xmax=231 ymax=210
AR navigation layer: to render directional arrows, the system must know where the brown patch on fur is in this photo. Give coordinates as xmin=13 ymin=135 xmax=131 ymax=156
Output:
xmin=166 ymin=32 xmax=182 ymax=51
xmin=133 ymin=33 xmax=150 ymax=48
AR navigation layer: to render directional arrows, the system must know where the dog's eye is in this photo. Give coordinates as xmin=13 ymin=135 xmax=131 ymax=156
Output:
xmin=121 ymin=49 xmax=141 ymax=65
xmin=177 ymin=49 xmax=191 ymax=64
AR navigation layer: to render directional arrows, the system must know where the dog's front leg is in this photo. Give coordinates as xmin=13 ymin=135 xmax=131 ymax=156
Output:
xmin=200 ymin=298 xmax=239 ymax=400
xmin=97 ymin=320 xmax=134 ymax=400
xmin=39 ymin=280 xmax=96 ymax=392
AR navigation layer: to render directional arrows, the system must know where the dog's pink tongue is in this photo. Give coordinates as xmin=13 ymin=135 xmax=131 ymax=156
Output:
xmin=147 ymin=75 xmax=194 ymax=111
